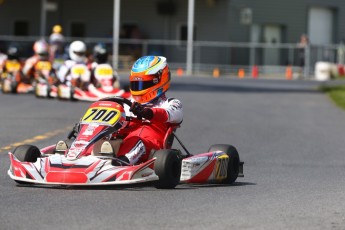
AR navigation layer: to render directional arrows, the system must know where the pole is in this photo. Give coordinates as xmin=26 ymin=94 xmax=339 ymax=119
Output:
xmin=40 ymin=0 xmax=47 ymax=38
xmin=186 ymin=0 xmax=195 ymax=76
xmin=113 ymin=0 xmax=120 ymax=70
xmin=304 ymin=44 xmax=310 ymax=78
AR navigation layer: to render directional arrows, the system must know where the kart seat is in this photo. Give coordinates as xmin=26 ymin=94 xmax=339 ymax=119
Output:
xmin=91 ymin=139 xmax=123 ymax=156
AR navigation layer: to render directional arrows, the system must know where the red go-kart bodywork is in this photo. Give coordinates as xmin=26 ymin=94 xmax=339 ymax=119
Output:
xmin=8 ymin=97 xmax=243 ymax=188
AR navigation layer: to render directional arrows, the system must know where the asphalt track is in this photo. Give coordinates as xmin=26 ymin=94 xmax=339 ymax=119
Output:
xmin=1 ymin=77 xmax=345 ymax=230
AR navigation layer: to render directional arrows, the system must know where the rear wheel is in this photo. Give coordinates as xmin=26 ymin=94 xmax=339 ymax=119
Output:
xmin=10 ymin=81 xmax=18 ymax=94
xmin=47 ymin=85 xmax=53 ymax=98
xmin=208 ymin=144 xmax=240 ymax=184
xmin=13 ymin=145 xmax=41 ymax=163
xmin=152 ymin=149 xmax=181 ymax=189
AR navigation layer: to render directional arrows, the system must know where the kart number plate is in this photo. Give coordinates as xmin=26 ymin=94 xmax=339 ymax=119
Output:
xmin=81 ymin=107 xmax=121 ymax=126
xmin=95 ymin=66 xmax=113 ymax=79
xmin=35 ymin=61 xmax=52 ymax=71
xmin=5 ymin=61 xmax=21 ymax=72
xmin=71 ymin=65 xmax=89 ymax=78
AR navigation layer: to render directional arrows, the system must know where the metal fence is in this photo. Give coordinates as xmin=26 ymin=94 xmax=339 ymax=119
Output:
xmin=1 ymin=35 xmax=344 ymax=78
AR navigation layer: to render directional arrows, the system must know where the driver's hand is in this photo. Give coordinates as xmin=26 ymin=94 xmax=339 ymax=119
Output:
xmin=130 ymin=102 xmax=153 ymax=120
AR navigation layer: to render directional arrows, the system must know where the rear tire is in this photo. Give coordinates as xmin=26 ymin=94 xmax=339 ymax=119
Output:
xmin=10 ymin=81 xmax=18 ymax=94
xmin=208 ymin=144 xmax=240 ymax=184
xmin=152 ymin=149 xmax=181 ymax=189
xmin=13 ymin=145 xmax=41 ymax=163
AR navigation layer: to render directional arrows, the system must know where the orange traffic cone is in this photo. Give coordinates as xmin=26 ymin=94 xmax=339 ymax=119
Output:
xmin=177 ymin=68 xmax=184 ymax=77
xmin=285 ymin=65 xmax=293 ymax=80
xmin=238 ymin=68 xmax=245 ymax=79
xmin=213 ymin=68 xmax=220 ymax=78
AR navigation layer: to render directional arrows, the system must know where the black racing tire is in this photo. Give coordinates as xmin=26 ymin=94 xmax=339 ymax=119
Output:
xmin=208 ymin=144 xmax=240 ymax=184
xmin=13 ymin=145 xmax=41 ymax=163
xmin=152 ymin=149 xmax=181 ymax=189
xmin=10 ymin=81 xmax=18 ymax=94
xmin=47 ymin=85 xmax=53 ymax=98
xmin=70 ymin=87 xmax=77 ymax=101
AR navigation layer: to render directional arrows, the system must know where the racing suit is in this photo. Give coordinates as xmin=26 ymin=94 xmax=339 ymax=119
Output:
xmin=57 ymin=59 xmax=92 ymax=89
xmin=22 ymin=56 xmax=42 ymax=82
xmin=117 ymin=94 xmax=183 ymax=165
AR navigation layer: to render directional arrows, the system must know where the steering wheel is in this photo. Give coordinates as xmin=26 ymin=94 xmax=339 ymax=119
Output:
xmin=98 ymin=96 xmax=132 ymax=107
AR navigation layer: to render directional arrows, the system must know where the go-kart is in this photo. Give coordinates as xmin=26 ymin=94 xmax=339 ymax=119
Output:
xmin=34 ymin=60 xmax=58 ymax=98
xmin=1 ymin=59 xmax=33 ymax=94
xmin=8 ymin=97 xmax=243 ymax=188
xmin=57 ymin=63 xmax=131 ymax=101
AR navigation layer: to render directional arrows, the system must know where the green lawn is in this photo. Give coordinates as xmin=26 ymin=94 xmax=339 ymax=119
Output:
xmin=320 ymin=85 xmax=345 ymax=110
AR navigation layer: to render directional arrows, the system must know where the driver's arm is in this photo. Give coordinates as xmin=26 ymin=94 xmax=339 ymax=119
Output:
xmin=143 ymin=98 xmax=183 ymax=123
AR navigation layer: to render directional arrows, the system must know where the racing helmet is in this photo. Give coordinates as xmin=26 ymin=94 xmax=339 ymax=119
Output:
xmin=93 ymin=43 xmax=108 ymax=64
xmin=33 ymin=40 xmax=49 ymax=60
xmin=7 ymin=45 xmax=19 ymax=60
xmin=69 ymin=40 xmax=87 ymax=63
xmin=52 ymin=24 xmax=62 ymax=34
xmin=129 ymin=56 xmax=170 ymax=104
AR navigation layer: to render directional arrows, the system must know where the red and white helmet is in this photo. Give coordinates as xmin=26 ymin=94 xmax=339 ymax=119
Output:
xmin=33 ymin=40 xmax=49 ymax=60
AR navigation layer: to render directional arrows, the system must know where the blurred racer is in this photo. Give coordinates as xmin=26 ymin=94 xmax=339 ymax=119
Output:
xmin=1 ymin=45 xmax=22 ymax=73
xmin=57 ymin=40 xmax=91 ymax=90
xmin=49 ymin=24 xmax=66 ymax=69
xmin=109 ymin=56 xmax=183 ymax=165
xmin=22 ymin=40 xmax=52 ymax=82
xmin=0 ymin=45 xmax=25 ymax=93
xmin=0 ymin=49 xmax=7 ymax=75
xmin=90 ymin=43 xmax=120 ymax=89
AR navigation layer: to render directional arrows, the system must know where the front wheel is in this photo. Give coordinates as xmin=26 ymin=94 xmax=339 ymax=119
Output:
xmin=152 ymin=149 xmax=181 ymax=189
xmin=208 ymin=144 xmax=240 ymax=184
xmin=13 ymin=145 xmax=41 ymax=163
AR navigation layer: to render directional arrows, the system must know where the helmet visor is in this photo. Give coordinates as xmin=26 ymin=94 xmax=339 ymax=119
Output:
xmin=73 ymin=51 xmax=86 ymax=56
xmin=130 ymin=80 xmax=157 ymax=91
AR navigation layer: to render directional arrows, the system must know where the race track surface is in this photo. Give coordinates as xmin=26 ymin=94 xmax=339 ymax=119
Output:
xmin=1 ymin=77 xmax=344 ymax=230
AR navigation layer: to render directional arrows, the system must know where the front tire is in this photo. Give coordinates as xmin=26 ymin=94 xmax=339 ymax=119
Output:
xmin=13 ymin=145 xmax=41 ymax=162
xmin=152 ymin=149 xmax=181 ymax=189
xmin=208 ymin=144 xmax=240 ymax=184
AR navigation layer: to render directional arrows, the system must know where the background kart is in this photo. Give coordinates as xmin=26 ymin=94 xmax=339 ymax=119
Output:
xmin=34 ymin=60 xmax=59 ymax=98
xmin=8 ymin=97 xmax=243 ymax=188
xmin=1 ymin=59 xmax=33 ymax=94
xmin=57 ymin=63 xmax=131 ymax=101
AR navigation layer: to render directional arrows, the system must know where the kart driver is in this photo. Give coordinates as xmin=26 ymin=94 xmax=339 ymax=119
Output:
xmin=104 ymin=55 xmax=183 ymax=165
xmin=57 ymin=56 xmax=183 ymax=166
xmin=57 ymin=40 xmax=91 ymax=89
xmin=22 ymin=40 xmax=50 ymax=81
xmin=90 ymin=43 xmax=120 ymax=89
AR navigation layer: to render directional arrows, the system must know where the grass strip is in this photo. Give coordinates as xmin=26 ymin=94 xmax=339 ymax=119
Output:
xmin=320 ymin=85 xmax=345 ymax=110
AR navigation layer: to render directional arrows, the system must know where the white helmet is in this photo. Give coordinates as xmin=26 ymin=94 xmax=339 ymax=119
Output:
xmin=69 ymin=40 xmax=87 ymax=63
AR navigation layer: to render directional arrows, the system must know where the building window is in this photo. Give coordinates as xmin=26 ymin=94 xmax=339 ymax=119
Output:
xmin=14 ymin=20 xmax=29 ymax=36
xmin=179 ymin=25 xmax=196 ymax=41
xmin=70 ymin=22 xmax=85 ymax=37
